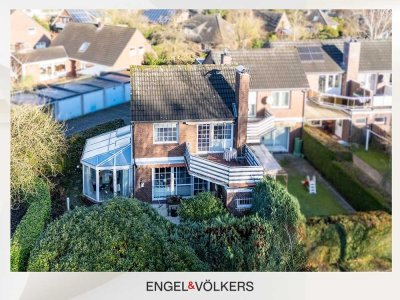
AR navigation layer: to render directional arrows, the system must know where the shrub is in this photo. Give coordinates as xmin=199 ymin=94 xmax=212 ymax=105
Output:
xmin=178 ymin=192 xmax=228 ymax=222
xmin=11 ymin=179 xmax=52 ymax=271
xmin=302 ymin=127 xmax=389 ymax=212
xmin=11 ymin=105 xmax=66 ymax=206
xmin=27 ymin=198 xmax=208 ymax=272
xmin=305 ymin=211 xmax=392 ymax=271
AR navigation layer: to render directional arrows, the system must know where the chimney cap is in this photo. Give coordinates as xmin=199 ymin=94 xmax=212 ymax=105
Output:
xmin=236 ymin=65 xmax=247 ymax=74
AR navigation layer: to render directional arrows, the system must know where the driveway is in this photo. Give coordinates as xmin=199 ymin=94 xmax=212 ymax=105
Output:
xmin=64 ymin=103 xmax=131 ymax=136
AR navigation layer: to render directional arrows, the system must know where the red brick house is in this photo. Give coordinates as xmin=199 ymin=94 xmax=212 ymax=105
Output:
xmin=81 ymin=65 xmax=281 ymax=212
xmin=10 ymin=10 xmax=51 ymax=52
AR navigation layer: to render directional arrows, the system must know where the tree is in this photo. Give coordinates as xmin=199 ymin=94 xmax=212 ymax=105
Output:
xmin=286 ymin=10 xmax=310 ymax=41
xmin=11 ymin=105 xmax=66 ymax=206
xmin=226 ymin=10 xmax=266 ymax=49
xmin=27 ymin=198 xmax=208 ymax=271
xmin=318 ymin=26 xmax=340 ymax=39
xmin=361 ymin=10 xmax=392 ymax=39
xmin=178 ymin=192 xmax=228 ymax=222
xmin=252 ymin=177 xmax=306 ymax=271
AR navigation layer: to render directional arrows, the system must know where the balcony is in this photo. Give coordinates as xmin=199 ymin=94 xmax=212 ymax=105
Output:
xmin=373 ymin=85 xmax=392 ymax=107
xmin=308 ymin=89 xmax=373 ymax=110
xmin=184 ymin=144 xmax=264 ymax=186
xmin=247 ymin=111 xmax=275 ymax=144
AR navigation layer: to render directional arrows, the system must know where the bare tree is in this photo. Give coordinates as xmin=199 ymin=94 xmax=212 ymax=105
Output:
xmin=362 ymin=10 xmax=392 ymax=39
xmin=286 ymin=10 xmax=310 ymax=41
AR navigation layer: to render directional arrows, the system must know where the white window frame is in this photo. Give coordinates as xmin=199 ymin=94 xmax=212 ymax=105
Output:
xmin=153 ymin=123 xmax=179 ymax=144
xmin=270 ymin=91 xmax=290 ymax=108
xmin=138 ymin=46 xmax=145 ymax=55
xmin=196 ymin=122 xmax=234 ymax=154
xmin=129 ymin=47 xmax=137 ymax=56
xmin=235 ymin=196 xmax=252 ymax=212
xmin=319 ymin=74 xmax=341 ymax=94
xmin=248 ymin=91 xmax=257 ymax=117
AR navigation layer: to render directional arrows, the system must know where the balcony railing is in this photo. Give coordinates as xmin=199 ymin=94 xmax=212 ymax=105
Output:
xmin=308 ymin=89 xmax=373 ymax=110
xmin=184 ymin=144 xmax=264 ymax=186
xmin=247 ymin=111 xmax=275 ymax=144
xmin=373 ymin=85 xmax=392 ymax=107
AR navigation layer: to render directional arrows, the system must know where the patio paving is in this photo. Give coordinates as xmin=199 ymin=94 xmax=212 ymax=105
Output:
xmin=64 ymin=103 xmax=131 ymax=136
xmin=275 ymin=154 xmax=355 ymax=216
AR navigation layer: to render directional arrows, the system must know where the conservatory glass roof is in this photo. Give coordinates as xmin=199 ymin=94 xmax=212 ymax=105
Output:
xmin=81 ymin=125 xmax=132 ymax=168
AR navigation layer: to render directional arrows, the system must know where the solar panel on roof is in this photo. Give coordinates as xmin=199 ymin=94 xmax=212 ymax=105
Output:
xmin=311 ymin=53 xmax=324 ymax=61
xmin=297 ymin=47 xmax=309 ymax=53
xmin=298 ymin=45 xmax=325 ymax=62
xmin=299 ymin=53 xmax=312 ymax=61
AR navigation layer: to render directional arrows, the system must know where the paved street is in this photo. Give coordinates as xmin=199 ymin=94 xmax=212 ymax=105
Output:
xmin=64 ymin=103 xmax=131 ymax=136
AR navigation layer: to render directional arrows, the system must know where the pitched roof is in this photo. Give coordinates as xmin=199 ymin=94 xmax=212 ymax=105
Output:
xmin=269 ymin=41 xmax=343 ymax=73
xmin=256 ymin=10 xmax=284 ymax=33
xmin=51 ymin=23 xmax=137 ymax=66
xmin=270 ymin=39 xmax=392 ymax=73
xmin=12 ymin=46 xmax=67 ymax=64
xmin=131 ymin=65 xmax=237 ymax=122
xmin=183 ymin=14 xmax=235 ymax=45
xmin=203 ymin=48 xmax=309 ymax=90
xmin=307 ymin=10 xmax=339 ymax=27
xmin=66 ymin=9 xmax=101 ymax=23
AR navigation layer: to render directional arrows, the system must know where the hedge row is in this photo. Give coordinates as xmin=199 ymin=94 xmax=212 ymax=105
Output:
xmin=305 ymin=211 xmax=392 ymax=271
xmin=11 ymin=179 xmax=52 ymax=271
xmin=302 ymin=127 xmax=389 ymax=212
xmin=63 ymin=119 xmax=125 ymax=176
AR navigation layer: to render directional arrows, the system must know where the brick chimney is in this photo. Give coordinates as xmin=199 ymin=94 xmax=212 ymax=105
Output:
xmin=221 ymin=49 xmax=232 ymax=65
xmin=234 ymin=65 xmax=250 ymax=150
xmin=342 ymin=39 xmax=361 ymax=96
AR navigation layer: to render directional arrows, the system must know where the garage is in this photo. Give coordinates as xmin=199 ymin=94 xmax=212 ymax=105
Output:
xmin=99 ymin=73 xmax=131 ymax=103
xmin=79 ymin=78 xmax=125 ymax=108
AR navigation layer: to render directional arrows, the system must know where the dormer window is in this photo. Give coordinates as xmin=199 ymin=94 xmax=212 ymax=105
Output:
xmin=78 ymin=42 xmax=90 ymax=53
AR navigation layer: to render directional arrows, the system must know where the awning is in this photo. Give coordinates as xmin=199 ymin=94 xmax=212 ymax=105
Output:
xmin=304 ymin=100 xmax=350 ymax=121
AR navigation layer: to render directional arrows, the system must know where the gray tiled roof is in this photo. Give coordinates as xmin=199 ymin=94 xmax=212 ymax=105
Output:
xmin=270 ymin=41 xmax=343 ymax=73
xmin=131 ymin=65 xmax=237 ymax=122
xmin=203 ymin=48 xmax=309 ymax=90
xmin=255 ymin=10 xmax=284 ymax=33
xmin=270 ymin=39 xmax=392 ymax=73
xmin=12 ymin=46 xmax=67 ymax=64
xmin=51 ymin=23 xmax=137 ymax=67
xmin=183 ymin=14 xmax=235 ymax=45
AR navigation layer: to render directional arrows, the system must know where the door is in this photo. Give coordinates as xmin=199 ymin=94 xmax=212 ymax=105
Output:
xmin=335 ymin=120 xmax=343 ymax=138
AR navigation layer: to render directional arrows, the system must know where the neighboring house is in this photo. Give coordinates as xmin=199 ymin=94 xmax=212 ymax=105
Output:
xmin=51 ymin=22 xmax=154 ymax=76
xmin=80 ymin=65 xmax=282 ymax=212
xmin=183 ymin=14 xmax=235 ymax=50
xmin=11 ymin=46 xmax=69 ymax=83
xmin=305 ymin=10 xmax=339 ymax=32
xmin=10 ymin=10 xmax=52 ymax=52
xmin=270 ymin=39 xmax=392 ymax=138
xmin=203 ymin=48 xmax=309 ymax=153
xmin=255 ymin=10 xmax=292 ymax=38
xmin=51 ymin=9 xmax=102 ymax=31
xmin=142 ymin=9 xmax=190 ymax=24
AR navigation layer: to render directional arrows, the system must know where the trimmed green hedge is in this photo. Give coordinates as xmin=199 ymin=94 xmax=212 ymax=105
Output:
xmin=11 ymin=179 xmax=51 ymax=271
xmin=63 ymin=119 xmax=125 ymax=176
xmin=27 ymin=198 xmax=208 ymax=272
xmin=178 ymin=192 xmax=228 ymax=222
xmin=305 ymin=211 xmax=392 ymax=271
xmin=302 ymin=127 xmax=389 ymax=212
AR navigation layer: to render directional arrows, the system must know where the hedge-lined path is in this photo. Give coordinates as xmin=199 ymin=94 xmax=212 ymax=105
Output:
xmin=275 ymin=154 xmax=355 ymax=214
xmin=64 ymin=103 xmax=131 ymax=136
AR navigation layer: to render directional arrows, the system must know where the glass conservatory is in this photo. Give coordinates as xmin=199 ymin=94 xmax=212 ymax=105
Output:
xmin=80 ymin=125 xmax=133 ymax=202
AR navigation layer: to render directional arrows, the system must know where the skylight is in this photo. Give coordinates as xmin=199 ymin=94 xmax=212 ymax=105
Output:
xmin=78 ymin=42 xmax=91 ymax=53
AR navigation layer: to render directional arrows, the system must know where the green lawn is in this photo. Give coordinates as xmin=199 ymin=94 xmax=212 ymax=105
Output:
xmin=280 ymin=175 xmax=347 ymax=217
xmin=353 ymin=148 xmax=391 ymax=175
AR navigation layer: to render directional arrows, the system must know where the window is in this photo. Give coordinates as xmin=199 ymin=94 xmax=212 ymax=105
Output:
xmin=35 ymin=42 xmax=46 ymax=49
xmin=129 ymin=47 xmax=137 ymax=56
xmin=153 ymin=123 xmax=178 ymax=143
xmin=309 ymin=120 xmax=322 ymax=127
xmin=153 ymin=167 xmax=194 ymax=200
xmin=138 ymin=46 xmax=145 ymax=55
xmin=319 ymin=74 xmax=340 ymax=93
xmin=193 ymin=177 xmax=209 ymax=195
xmin=374 ymin=117 xmax=386 ymax=125
xmin=197 ymin=124 xmax=210 ymax=152
xmin=263 ymin=127 xmax=290 ymax=152
xmin=355 ymin=118 xmax=367 ymax=125
xmin=174 ymin=167 xmax=192 ymax=197
xmin=235 ymin=195 xmax=252 ymax=212
xmin=319 ymin=75 xmax=326 ymax=92
xmin=248 ymin=91 xmax=257 ymax=117
xmin=55 ymin=64 xmax=66 ymax=73
xmin=28 ymin=27 xmax=36 ymax=35
xmin=78 ymin=42 xmax=90 ymax=53
xmin=213 ymin=123 xmax=232 ymax=140
xmin=153 ymin=167 xmax=172 ymax=199
xmin=271 ymin=91 xmax=290 ymax=108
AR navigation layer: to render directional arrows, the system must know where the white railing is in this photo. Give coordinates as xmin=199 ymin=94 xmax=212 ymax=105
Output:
xmin=184 ymin=144 xmax=264 ymax=186
xmin=373 ymin=85 xmax=392 ymax=107
xmin=247 ymin=111 xmax=275 ymax=144
xmin=308 ymin=89 xmax=373 ymax=110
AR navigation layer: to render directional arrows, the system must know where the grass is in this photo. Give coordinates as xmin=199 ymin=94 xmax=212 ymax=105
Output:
xmin=352 ymin=148 xmax=391 ymax=176
xmin=282 ymin=175 xmax=347 ymax=217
